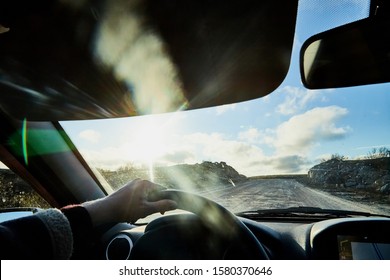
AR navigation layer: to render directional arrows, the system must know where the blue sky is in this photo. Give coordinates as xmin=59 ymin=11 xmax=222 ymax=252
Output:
xmin=60 ymin=0 xmax=390 ymax=176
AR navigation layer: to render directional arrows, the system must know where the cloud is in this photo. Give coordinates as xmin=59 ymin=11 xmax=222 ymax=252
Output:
xmin=180 ymin=132 xmax=267 ymax=176
xmin=158 ymin=150 xmax=197 ymax=165
xmin=77 ymin=128 xmax=316 ymax=176
xmin=77 ymin=126 xmax=197 ymax=170
xmin=272 ymin=106 xmax=351 ymax=155
xmin=186 ymin=133 xmax=313 ymax=174
xmin=82 ymin=131 xmax=266 ymax=176
xmin=79 ymin=143 xmax=196 ymax=171
xmin=79 ymin=146 xmax=125 ymax=170
xmin=238 ymin=128 xmax=262 ymax=143
xmin=276 ymin=86 xmax=323 ymax=115
xmin=79 ymin=129 xmax=101 ymax=143
xmin=215 ymin=104 xmax=237 ymax=115
xmin=261 ymin=155 xmax=312 ymax=174
xmin=177 ymin=132 xmax=314 ymax=175
xmin=238 ymin=127 xmax=276 ymax=146
xmin=75 ymin=106 xmax=351 ymax=177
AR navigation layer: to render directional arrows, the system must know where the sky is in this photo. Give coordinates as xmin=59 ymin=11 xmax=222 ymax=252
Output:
xmin=60 ymin=0 xmax=390 ymax=177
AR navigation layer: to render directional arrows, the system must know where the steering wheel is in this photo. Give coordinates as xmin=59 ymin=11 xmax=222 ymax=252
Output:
xmin=130 ymin=189 xmax=269 ymax=259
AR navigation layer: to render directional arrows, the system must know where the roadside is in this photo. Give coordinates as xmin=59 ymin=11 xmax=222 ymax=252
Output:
xmin=272 ymin=175 xmax=390 ymax=214
xmin=249 ymin=175 xmax=389 ymax=209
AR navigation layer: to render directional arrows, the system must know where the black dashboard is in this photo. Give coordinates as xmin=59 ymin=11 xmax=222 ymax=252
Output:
xmin=310 ymin=218 xmax=390 ymax=260
xmin=102 ymin=215 xmax=390 ymax=260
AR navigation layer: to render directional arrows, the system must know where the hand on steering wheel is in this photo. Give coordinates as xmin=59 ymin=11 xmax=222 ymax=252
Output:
xmin=131 ymin=189 xmax=269 ymax=259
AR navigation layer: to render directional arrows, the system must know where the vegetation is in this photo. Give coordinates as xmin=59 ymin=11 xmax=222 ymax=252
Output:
xmin=366 ymin=147 xmax=390 ymax=159
xmin=321 ymin=153 xmax=347 ymax=163
xmin=320 ymin=147 xmax=390 ymax=163
xmin=0 ymin=169 xmax=50 ymax=208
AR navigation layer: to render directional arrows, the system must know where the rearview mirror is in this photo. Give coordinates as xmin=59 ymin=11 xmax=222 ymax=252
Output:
xmin=300 ymin=17 xmax=390 ymax=89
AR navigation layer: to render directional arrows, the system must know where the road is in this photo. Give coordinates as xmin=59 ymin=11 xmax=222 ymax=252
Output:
xmin=199 ymin=178 xmax=390 ymax=215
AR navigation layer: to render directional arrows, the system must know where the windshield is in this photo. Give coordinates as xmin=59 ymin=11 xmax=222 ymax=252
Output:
xmin=61 ymin=0 xmax=390 ymax=216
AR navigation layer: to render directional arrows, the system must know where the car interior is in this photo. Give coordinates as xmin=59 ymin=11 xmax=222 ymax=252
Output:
xmin=0 ymin=0 xmax=389 ymax=260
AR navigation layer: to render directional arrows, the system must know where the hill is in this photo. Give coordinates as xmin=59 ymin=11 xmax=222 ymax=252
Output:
xmin=308 ymin=157 xmax=390 ymax=194
xmin=99 ymin=161 xmax=247 ymax=191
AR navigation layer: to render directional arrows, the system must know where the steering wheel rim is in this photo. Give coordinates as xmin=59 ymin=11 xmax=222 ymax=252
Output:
xmin=132 ymin=189 xmax=269 ymax=259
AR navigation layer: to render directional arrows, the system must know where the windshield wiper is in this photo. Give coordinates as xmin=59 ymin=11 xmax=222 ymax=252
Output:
xmin=236 ymin=206 xmax=390 ymax=221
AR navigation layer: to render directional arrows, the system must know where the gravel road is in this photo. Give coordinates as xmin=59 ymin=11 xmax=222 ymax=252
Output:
xmin=199 ymin=178 xmax=390 ymax=215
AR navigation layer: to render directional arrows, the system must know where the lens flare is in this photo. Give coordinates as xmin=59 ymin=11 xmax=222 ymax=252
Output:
xmin=22 ymin=118 xmax=28 ymax=165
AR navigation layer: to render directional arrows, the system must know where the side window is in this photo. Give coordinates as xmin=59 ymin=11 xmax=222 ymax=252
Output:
xmin=0 ymin=162 xmax=50 ymax=209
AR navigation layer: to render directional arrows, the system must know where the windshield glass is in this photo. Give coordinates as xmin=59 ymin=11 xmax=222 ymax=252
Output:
xmin=61 ymin=0 xmax=390 ymax=216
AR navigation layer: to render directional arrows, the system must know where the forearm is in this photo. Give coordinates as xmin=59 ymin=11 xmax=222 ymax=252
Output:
xmin=0 ymin=209 xmax=73 ymax=259
xmin=82 ymin=198 xmax=120 ymax=227
xmin=60 ymin=205 xmax=94 ymax=259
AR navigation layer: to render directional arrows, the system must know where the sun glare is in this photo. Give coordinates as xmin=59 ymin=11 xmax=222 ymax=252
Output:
xmin=131 ymin=122 xmax=167 ymax=161
xmin=121 ymin=114 xmax=182 ymax=173
xmin=127 ymin=114 xmax=184 ymax=182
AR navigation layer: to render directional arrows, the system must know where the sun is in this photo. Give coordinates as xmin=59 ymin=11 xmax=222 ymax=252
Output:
xmin=122 ymin=114 xmax=179 ymax=166
xmin=133 ymin=123 xmax=166 ymax=161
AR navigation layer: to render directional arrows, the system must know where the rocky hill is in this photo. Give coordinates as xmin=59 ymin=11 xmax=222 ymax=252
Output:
xmin=158 ymin=161 xmax=247 ymax=189
xmin=100 ymin=161 xmax=247 ymax=191
xmin=308 ymin=157 xmax=390 ymax=194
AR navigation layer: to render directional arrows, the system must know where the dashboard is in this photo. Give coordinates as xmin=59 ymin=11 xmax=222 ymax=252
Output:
xmin=310 ymin=218 xmax=390 ymax=260
xmin=102 ymin=215 xmax=390 ymax=260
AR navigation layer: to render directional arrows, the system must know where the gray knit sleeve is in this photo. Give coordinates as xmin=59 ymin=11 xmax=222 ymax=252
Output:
xmin=35 ymin=209 xmax=73 ymax=259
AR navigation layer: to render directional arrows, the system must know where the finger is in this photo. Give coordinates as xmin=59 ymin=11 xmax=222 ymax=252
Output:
xmin=147 ymin=199 xmax=178 ymax=215
xmin=145 ymin=185 xmax=169 ymax=201
xmin=148 ymin=182 xmax=167 ymax=192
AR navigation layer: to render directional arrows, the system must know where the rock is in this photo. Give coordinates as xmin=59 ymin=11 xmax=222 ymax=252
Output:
xmin=356 ymin=184 xmax=367 ymax=189
xmin=308 ymin=157 xmax=390 ymax=193
xmin=157 ymin=161 xmax=247 ymax=190
xmin=380 ymin=184 xmax=390 ymax=194
xmin=345 ymin=180 xmax=357 ymax=187
xmin=375 ymin=175 xmax=390 ymax=186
